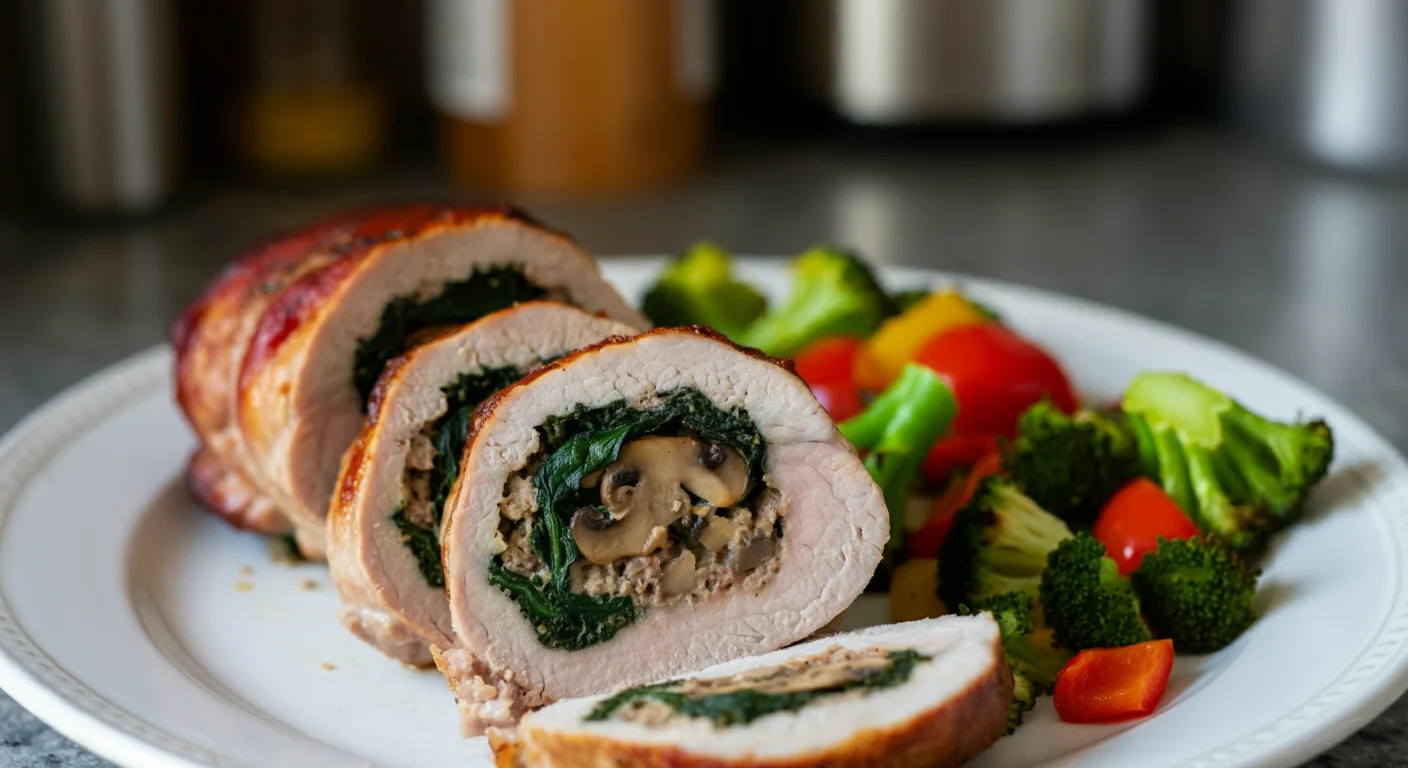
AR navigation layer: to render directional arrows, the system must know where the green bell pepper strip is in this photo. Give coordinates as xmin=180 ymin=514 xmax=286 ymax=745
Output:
xmin=839 ymin=363 xmax=958 ymax=556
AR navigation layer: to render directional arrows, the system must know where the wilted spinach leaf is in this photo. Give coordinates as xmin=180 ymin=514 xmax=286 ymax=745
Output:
xmin=353 ymin=267 xmax=543 ymax=407
xmin=398 ymin=365 xmax=523 ymax=588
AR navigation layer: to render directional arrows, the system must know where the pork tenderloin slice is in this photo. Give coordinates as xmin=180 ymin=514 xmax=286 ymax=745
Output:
xmin=496 ymin=616 xmax=1011 ymax=768
xmin=186 ymin=448 xmax=290 ymax=534
xmin=439 ymin=327 xmax=888 ymax=735
xmin=237 ymin=207 xmax=646 ymax=558
xmin=173 ymin=214 xmax=359 ymax=532
xmin=327 ymin=302 xmax=637 ymax=665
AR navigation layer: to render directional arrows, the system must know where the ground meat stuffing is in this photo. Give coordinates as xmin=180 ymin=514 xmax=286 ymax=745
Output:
xmin=400 ymin=430 xmax=437 ymax=528
xmin=495 ymin=458 xmax=547 ymax=570
xmin=495 ymin=456 xmax=783 ymax=609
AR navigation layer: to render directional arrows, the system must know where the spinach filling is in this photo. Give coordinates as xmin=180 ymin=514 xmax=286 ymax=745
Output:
xmin=585 ymin=649 xmax=930 ymax=727
xmin=391 ymin=509 xmax=443 ymax=587
xmin=489 ymin=388 xmax=766 ymax=651
xmin=353 ymin=266 xmax=545 ymax=407
xmin=396 ymin=365 xmax=525 ymax=588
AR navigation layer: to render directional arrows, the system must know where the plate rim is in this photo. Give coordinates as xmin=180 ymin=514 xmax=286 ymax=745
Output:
xmin=0 ymin=345 xmax=240 ymax=768
xmin=1 ymin=262 xmax=1407 ymax=768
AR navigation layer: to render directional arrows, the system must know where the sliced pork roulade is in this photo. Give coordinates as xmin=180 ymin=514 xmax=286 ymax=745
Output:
xmin=327 ymin=302 xmax=637 ymax=666
xmin=434 ymin=327 xmax=889 ymax=734
xmin=171 ymin=204 xmax=646 ymax=558
xmin=491 ymin=616 xmax=1011 ymax=768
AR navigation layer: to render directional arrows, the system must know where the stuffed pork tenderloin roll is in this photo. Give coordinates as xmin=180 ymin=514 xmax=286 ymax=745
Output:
xmin=327 ymin=302 xmax=638 ymax=666
xmin=491 ymin=615 xmax=1012 ymax=768
xmin=435 ymin=327 xmax=890 ymax=735
xmin=171 ymin=204 xmax=646 ymax=559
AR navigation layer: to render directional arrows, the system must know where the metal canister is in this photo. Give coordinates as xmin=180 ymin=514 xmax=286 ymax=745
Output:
xmin=19 ymin=0 xmax=180 ymax=215
xmin=794 ymin=0 xmax=1152 ymax=125
xmin=1228 ymin=0 xmax=1408 ymax=173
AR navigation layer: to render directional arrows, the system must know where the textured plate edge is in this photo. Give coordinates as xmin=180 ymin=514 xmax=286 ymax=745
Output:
xmin=0 ymin=346 xmax=236 ymax=768
xmin=0 ymin=263 xmax=1406 ymax=767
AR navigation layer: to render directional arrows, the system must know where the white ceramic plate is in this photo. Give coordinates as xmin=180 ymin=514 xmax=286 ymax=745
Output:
xmin=0 ymin=259 xmax=1406 ymax=768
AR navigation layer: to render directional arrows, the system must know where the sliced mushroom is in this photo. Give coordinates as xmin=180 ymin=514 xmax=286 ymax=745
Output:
xmin=661 ymin=550 xmax=697 ymax=596
xmin=571 ymin=436 xmax=750 ymax=565
xmin=731 ymin=536 xmax=776 ymax=573
xmin=685 ymin=442 xmax=749 ymax=507
xmin=668 ymin=512 xmax=710 ymax=546
xmin=571 ymin=506 xmax=614 ymax=531
xmin=697 ymin=515 xmax=739 ymax=553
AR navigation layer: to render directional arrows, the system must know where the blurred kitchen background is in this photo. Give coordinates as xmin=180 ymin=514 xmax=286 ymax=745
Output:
xmin=6 ymin=0 xmax=1408 ymax=213
xmin=3 ymin=0 xmax=1408 ymax=437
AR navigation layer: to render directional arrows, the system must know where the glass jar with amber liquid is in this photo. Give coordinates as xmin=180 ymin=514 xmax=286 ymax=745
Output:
xmin=427 ymin=0 xmax=715 ymax=194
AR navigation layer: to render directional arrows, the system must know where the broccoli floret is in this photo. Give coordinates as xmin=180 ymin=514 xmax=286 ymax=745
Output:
xmin=738 ymin=246 xmax=896 ymax=357
xmin=839 ymin=364 xmax=957 ymax=558
xmin=938 ymin=477 xmax=1074 ymax=609
xmin=1122 ymin=372 xmax=1335 ymax=552
xmin=891 ymin=288 xmax=929 ymax=313
xmin=1040 ymin=532 xmax=1152 ymax=651
xmin=965 ymin=591 xmax=1072 ymax=689
xmin=1007 ymin=669 xmax=1040 ymax=734
xmin=1131 ymin=537 xmax=1260 ymax=654
xmin=640 ymin=242 xmax=767 ymax=338
xmin=961 ymin=591 xmax=1073 ymax=734
xmin=1005 ymin=402 xmax=1141 ymax=527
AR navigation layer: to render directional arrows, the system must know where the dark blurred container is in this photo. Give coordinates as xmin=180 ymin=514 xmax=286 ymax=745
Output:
xmin=0 ymin=1 xmax=21 ymax=216
xmin=18 ymin=0 xmax=181 ymax=215
xmin=228 ymin=0 xmax=388 ymax=179
xmin=1228 ymin=0 xmax=1408 ymax=173
xmin=1150 ymin=0 xmax=1230 ymax=117
xmin=428 ymin=0 xmax=715 ymax=194
xmin=795 ymin=0 xmax=1152 ymax=125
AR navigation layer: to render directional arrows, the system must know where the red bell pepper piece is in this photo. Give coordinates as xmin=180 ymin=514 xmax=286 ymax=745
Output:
xmin=915 ymin=324 xmax=1078 ymax=438
xmin=908 ymin=450 xmax=1003 ymax=557
xmin=1054 ymin=639 xmax=1175 ymax=724
xmin=794 ymin=336 xmax=865 ymax=422
xmin=920 ymin=433 xmax=1002 ymax=485
xmin=1093 ymin=478 xmax=1201 ymax=576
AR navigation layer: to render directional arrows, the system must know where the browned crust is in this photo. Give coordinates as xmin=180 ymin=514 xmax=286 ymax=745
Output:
xmin=233 ymin=205 xmax=569 ymax=492
xmin=503 ymin=644 xmax=1011 ymax=768
xmin=488 ymin=730 xmax=525 ymax=768
xmin=173 ymin=203 xmax=556 ymax=530
xmin=236 ymin=204 xmax=554 ymax=387
xmin=172 ymin=219 xmax=350 ymax=439
xmin=184 ymin=448 xmax=291 ymax=534
xmin=362 ymin=343 xmax=420 ymax=430
xmin=172 ymin=207 xmax=414 ymax=526
xmin=328 ymin=422 xmax=374 ymax=533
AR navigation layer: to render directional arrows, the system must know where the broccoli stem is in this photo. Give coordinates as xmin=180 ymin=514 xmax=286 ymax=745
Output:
xmin=839 ymin=364 xmax=957 ymax=554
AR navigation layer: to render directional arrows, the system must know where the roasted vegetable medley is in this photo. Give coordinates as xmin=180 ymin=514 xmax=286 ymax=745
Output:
xmin=643 ymin=243 xmax=1337 ymax=730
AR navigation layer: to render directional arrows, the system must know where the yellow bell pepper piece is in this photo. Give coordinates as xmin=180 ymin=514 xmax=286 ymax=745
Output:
xmin=855 ymin=290 xmax=989 ymax=392
xmin=889 ymin=557 xmax=948 ymax=622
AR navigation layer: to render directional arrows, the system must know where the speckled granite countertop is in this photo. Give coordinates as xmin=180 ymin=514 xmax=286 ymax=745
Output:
xmin=1 ymin=127 xmax=1405 ymax=767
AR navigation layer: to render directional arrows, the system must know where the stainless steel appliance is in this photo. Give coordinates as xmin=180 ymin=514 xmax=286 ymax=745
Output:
xmin=795 ymin=0 xmax=1152 ymax=124
xmin=19 ymin=0 xmax=180 ymax=215
xmin=1228 ymin=0 xmax=1408 ymax=173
